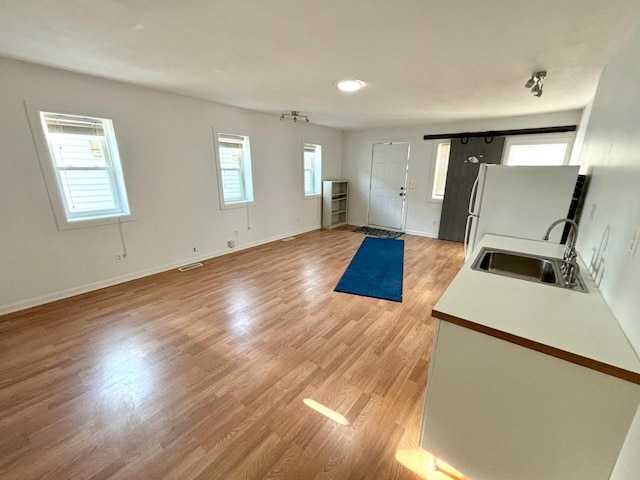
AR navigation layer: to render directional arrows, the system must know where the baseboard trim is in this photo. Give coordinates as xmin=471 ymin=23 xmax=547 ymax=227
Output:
xmin=404 ymin=229 xmax=438 ymax=239
xmin=0 ymin=225 xmax=320 ymax=316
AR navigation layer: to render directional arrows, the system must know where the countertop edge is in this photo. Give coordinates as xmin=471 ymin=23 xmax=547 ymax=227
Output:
xmin=432 ymin=308 xmax=640 ymax=385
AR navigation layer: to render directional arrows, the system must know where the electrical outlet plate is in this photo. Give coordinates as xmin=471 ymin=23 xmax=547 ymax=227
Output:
xmin=114 ymin=253 xmax=124 ymax=263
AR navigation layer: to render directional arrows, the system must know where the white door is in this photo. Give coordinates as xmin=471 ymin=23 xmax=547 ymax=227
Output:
xmin=368 ymin=142 xmax=410 ymax=230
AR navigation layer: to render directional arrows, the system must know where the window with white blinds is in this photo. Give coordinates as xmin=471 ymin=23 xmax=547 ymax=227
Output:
xmin=303 ymin=143 xmax=322 ymax=197
xmin=431 ymin=141 xmax=451 ymax=200
xmin=39 ymin=112 xmax=130 ymax=224
xmin=216 ymin=133 xmax=254 ymax=205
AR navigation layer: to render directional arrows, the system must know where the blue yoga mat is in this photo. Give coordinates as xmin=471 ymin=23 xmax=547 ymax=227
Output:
xmin=334 ymin=237 xmax=404 ymax=302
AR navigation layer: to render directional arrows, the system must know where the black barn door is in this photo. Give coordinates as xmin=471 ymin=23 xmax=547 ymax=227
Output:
xmin=438 ymin=136 xmax=506 ymax=242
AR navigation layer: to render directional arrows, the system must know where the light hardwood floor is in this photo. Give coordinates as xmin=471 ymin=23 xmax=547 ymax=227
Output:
xmin=0 ymin=227 xmax=466 ymax=480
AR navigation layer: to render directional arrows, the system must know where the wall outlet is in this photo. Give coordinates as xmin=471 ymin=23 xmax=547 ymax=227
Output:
xmin=589 ymin=203 xmax=598 ymax=220
xmin=193 ymin=247 xmax=197 ymax=252
xmin=432 ymin=220 xmax=438 ymax=227
xmin=114 ymin=253 xmax=125 ymax=263
xmin=628 ymin=227 xmax=640 ymax=257
xmin=228 ymin=240 xmax=236 ymax=248
xmin=234 ymin=230 xmax=239 ymax=237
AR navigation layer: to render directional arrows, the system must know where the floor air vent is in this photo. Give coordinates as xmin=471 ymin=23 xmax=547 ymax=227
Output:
xmin=178 ymin=262 xmax=203 ymax=272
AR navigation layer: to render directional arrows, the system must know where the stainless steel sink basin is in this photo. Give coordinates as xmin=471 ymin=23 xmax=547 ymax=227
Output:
xmin=471 ymin=247 xmax=587 ymax=292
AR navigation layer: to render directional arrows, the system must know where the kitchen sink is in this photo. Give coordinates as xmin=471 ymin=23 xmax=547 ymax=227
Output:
xmin=471 ymin=247 xmax=587 ymax=292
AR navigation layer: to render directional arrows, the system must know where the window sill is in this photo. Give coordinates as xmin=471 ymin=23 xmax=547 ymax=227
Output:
xmin=56 ymin=213 xmax=137 ymax=230
xmin=304 ymin=194 xmax=321 ymax=199
xmin=219 ymin=200 xmax=255 ymax=210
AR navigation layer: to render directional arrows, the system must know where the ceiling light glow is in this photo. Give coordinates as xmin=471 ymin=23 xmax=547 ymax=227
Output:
xmin=336 ymin=79 xmax=366 ymax=92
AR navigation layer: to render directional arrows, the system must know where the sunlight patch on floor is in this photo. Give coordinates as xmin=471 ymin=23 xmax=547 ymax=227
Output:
xmin=303 ymin=398 xmax=350 ymax=425
xmin=395 ymin=448 xmax=469 ymax=480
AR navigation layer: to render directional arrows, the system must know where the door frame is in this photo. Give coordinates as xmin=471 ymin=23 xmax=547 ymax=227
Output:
xmin=366 ymin=141 xmax=411 ymax=231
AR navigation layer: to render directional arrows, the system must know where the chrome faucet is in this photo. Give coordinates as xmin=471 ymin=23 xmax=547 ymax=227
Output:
xmin=542 ymin=218 xmax=580 ymax=287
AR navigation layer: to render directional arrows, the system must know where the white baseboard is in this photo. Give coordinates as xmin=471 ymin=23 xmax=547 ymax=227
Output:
xmin=404 ymin=229 xmax=438 ymax=239
xmin=0 ymin=225 xmax=320 ymax=316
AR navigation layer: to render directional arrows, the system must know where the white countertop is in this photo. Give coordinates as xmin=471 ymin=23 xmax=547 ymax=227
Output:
xmin=433 ymin=235 xmax=640 ymax=381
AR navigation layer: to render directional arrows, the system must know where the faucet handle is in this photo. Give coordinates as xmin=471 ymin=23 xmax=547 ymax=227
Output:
xmin=564 ymin=245 xmax=577 ymax=261
xmin=563 ymin=258 xmax=580 ymax=287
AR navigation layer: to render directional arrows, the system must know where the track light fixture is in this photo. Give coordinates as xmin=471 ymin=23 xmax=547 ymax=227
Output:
xmin=525 ymin=71 xmax=546 ymax=98
xmin=279 ymin=111 xmax=310 ymax=123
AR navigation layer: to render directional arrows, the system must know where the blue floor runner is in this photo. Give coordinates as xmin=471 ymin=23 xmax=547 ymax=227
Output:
xmin=334 ymin=237 xmax=404 ymax=302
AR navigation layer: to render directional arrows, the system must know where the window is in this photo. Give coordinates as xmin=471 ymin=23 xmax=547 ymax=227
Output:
xmin=216 ymin=133 xmax=254 ymax=206
xmin=303 ymin=143 xmax=322 ymax=197
xmin=38 ymin=112 xmax=130 ymax=227
xmin=431 ymin=141 xmax=451 ymax=200
xmin=503 ymin=135 xmax=574 ymax=166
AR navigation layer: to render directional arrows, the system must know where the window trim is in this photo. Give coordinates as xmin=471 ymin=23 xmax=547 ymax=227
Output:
xmin=502 ymin=133 xmax=576 ymax=166
xmin=429 ymin=140 xmax=451 ymax=203
xmin=302 ymin=143 xmax=322 ymax=199
xmin=25 ymin=101 xmax=134 ymax=230
xmin=213 ymin=130 xmax=255 ymax=210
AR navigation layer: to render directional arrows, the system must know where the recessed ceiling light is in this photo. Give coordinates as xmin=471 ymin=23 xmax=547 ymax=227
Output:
xmin=335 ymin=79 xmax=366 ymax=92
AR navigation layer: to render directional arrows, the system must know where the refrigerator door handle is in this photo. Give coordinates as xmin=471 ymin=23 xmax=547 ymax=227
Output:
xmin=469 ymin=175 xmax=480 ymax=215
xmin=464 ymin=214 xmax=476 ymax=259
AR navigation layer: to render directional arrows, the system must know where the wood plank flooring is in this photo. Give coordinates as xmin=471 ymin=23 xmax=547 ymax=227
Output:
xmin=0 ymin=227 xmax=466 ymax=480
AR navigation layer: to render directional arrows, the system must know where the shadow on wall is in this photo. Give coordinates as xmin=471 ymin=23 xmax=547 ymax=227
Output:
xmin=587 ymin=224 xmax=610 ymax=288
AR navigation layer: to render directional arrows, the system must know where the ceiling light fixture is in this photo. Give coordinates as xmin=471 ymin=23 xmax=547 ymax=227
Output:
xmin=335 ymin=79 xmax=366 ymax=92
xmin=280 ymin=111 xmax=310 ymax=123
xmin=525 ymin=71 xmax=547 ymax=98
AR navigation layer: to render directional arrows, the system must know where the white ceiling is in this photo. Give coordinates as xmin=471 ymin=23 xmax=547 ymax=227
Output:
xmin=1 ymin=0 xmax=639 ymax=129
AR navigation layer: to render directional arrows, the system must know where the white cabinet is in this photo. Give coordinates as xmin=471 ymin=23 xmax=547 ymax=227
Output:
xmin=322 ymin=180 xmax=348 ymax=229
xmin=419 ymin=320 xmax=640 ymax=480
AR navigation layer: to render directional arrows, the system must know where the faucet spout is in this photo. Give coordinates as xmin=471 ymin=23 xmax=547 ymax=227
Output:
xmin=542 ymin=218 xmax=579 ymax=247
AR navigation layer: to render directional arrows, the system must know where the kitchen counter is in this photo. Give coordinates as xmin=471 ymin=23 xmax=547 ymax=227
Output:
xmin=423 ymin=235 xmax=640 ymax=479
xmin=432 ymin=234 xmax=640 ymax=384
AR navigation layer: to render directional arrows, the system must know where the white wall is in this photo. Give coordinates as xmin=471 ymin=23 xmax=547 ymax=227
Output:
xmin=342 ymin=110 xmax=582 ymax=237
xmin=573 ymin=25 xmax=640 ymax=480
xmin=575 ymin=24 xmax=640 ymax=355
xmin=0 ymin=57 xmax=342 ymax=314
